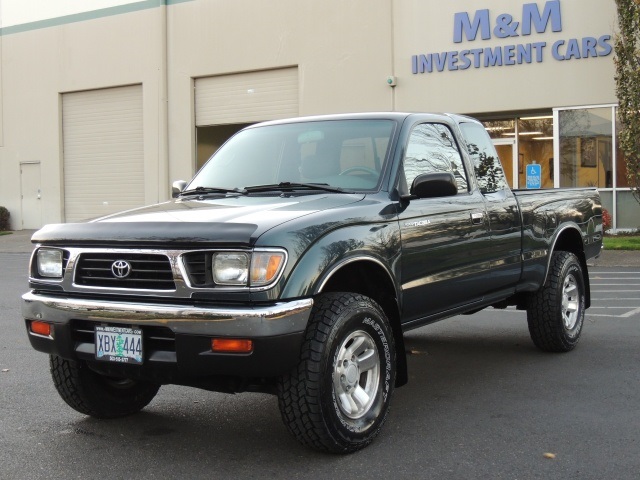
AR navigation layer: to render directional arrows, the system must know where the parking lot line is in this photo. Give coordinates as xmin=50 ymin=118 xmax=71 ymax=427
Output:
xmin=592 ymin=290 xmax=640 ymax=293
xmin=591 ymin=278 xmax=640 ymax=281
xmin=620 ymin=307 xmax=640 ymax=318
xmin=592 ymin=297 xmax=640 ymax=301
xmin=590 ymin=306 xmax=639 ymax=309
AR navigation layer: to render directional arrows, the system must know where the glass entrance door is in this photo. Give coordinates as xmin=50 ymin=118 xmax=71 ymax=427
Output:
xmin=492 ymin=139 xmax=517 ymax=188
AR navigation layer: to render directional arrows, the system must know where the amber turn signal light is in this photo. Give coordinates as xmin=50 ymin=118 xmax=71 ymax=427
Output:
xmin=30 ymin=321 xmax=52 ymax=337
xmin=211 ymin=338 xmax=253 ymax=353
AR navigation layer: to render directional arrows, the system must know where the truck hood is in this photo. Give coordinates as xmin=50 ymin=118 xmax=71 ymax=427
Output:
xmin=32 ymin=194 xmax=365 ymax=247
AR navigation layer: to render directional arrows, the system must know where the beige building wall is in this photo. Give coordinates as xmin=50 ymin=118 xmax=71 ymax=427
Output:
xmin=0 ymin=0 xmax=620 ymax=229
xmin=165 ymin=0 xmax=394 ymax=184
xmin=0 ymin=6 xmax=166 ymax=227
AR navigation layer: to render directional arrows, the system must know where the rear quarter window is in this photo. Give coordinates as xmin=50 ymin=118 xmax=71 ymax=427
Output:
xmin=459 ymin=122 xmax=509 ymax=194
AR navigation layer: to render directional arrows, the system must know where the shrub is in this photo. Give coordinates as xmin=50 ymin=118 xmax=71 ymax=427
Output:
xmin=602 ymin=208 xmax=612 ymax=232
xmin=0 ymin=206 xmax=9 ymax=231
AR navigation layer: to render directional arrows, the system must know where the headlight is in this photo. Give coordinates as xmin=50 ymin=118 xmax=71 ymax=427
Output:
xmin=211 ymin=250 xmax=286 ymax=287
xmin=212 ymin=252 xmax=249 ymax=285
xmin=36 ymin=248 xmax=63 ymax=278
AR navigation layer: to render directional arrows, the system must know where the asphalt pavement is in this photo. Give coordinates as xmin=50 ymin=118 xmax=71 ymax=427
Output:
xmin=2 ymin=253 xmax=639 ymax=479
xmin=0 ymin=230 xmax=37 ymax=254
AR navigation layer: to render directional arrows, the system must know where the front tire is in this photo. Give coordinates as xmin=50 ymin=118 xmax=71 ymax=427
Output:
xmin=50 ymin=355 xmax=160 ymax=418
xmin=527 ymin=251 xmax=586 ymax=352
xmin=277 ymin=293 xmax=396 ymax=453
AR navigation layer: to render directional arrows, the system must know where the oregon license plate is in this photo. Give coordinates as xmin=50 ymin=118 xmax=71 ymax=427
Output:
xmin=95 ymin=325 xmax=143 ymax=364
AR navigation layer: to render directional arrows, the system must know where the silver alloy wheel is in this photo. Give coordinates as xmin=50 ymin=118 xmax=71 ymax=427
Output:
xmin=332 ymin=330 xmax=380 ymax=420
xmin=562 ymin=273 xmax=580 ymax=330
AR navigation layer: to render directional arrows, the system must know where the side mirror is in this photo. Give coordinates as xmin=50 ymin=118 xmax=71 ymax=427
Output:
xmin=172 ymin=180 xmax=188 ymax=198
xmin=409 ymin=172 xmax=458 ymax=199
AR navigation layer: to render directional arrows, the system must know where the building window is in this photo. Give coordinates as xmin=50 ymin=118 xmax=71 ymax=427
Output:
xmin=559 ymin=107 xmax=613 ymax=188
xmin=483 ymin=119 xmax=516 ymax=140
xmin=481 ymin=107 xmax=637 ymax=232
xmin=616 ymin=191 xmax=640 ymax=230
xmin=483 ymin=119 xmax=516 ymax=188
xmin=480 ymin=115 xmax=553 ymax=189
xmin=517 ymin=115 xmax=553 ymax=189
xmin=555 ymin=105 xmax=640 ymax=232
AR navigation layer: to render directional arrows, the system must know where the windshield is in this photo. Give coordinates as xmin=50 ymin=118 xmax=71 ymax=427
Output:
xmin=188 ymin=119 xmax=395 ymax=192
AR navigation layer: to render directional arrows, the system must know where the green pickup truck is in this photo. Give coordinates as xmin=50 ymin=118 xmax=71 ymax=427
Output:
xmin=23 ymin=112 xmax=602 ymax=453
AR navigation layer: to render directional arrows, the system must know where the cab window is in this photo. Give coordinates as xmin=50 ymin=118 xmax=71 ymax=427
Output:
xmin=402 ymin=123 xmax=468 ymax=194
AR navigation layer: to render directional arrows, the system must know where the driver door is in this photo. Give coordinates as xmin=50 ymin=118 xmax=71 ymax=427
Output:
xmin=398 ymin=122 xmax=491 ymax=324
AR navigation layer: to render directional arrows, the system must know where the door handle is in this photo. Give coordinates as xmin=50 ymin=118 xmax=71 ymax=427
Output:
xmin=470 ymin=212 xmax=484 ymax=225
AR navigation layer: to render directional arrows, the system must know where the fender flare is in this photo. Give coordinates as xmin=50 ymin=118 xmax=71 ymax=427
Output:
xmin=543 ymin=224 xmax=585 ymax=285
xmin=316 ymin=254 xmax=399 ymax=297
xmin=544 ymin=223 xmax=591 ymax=308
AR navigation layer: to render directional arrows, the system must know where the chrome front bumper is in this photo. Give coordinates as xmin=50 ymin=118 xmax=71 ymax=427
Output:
xmin=22 ymin=292 xmax=313 ymax=337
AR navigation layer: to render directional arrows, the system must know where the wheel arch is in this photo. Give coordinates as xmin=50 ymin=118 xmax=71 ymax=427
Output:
xmin=547 ymin=225 xmax=591 ymax=309
xmin=318 ymin=257 xmax=407 ymax=387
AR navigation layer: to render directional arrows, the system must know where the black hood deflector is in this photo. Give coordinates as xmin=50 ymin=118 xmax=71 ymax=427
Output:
xmin=32 ymin=222 xmax=259 ymax=248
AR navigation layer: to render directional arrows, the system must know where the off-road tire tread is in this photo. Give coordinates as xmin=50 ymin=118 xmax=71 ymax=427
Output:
xmin=50 ymin=355 xmax=159 ymax=418
xmin=277 ymin=293 xmax=392 ymax=453
xmin=527 ymin=251 xmax=584 ymax=352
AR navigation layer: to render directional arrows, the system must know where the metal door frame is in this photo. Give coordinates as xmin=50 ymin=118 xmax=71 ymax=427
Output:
xmin=492 ymin=138 xmax=518 ymax=188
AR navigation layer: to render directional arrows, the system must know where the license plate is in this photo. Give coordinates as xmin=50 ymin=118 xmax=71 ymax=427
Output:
xmin=95 ymin=325 xmax=143 ymax=365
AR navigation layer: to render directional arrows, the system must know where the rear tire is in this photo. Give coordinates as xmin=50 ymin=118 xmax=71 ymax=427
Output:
xmin=50 ymin=355 xmax=160 ymax=418
xmin=527 ymin=251 xmax=586 ymax=352
xmin=277 ymin=293 xmax=396 ymax=453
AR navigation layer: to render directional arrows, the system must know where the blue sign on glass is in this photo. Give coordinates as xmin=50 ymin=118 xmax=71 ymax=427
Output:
xmin=526 ymin=164 xmax=542 ymax=189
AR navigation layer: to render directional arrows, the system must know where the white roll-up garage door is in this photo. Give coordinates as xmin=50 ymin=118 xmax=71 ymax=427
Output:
xmin=62 ymin=85 xmax=144 ymax=222
xmin=195 ymin=67 xmax=299 ymax=126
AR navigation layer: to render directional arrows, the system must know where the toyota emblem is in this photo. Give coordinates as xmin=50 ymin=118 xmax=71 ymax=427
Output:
xmin=111 ymin=260 xmax=132 ymax=279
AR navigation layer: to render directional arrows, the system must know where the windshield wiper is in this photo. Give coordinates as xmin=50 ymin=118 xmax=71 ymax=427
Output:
xmin=179 ymin=186 xmax=247 ymax=197
xmin=244 ymin=182 xmax=351 ymax=194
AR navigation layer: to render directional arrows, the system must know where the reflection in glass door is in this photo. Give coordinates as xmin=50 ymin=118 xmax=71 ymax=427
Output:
xmin=492 ymin=139 xmax=517 ymax=188
xmin=558 ymin=107 xmax=613 ymax=188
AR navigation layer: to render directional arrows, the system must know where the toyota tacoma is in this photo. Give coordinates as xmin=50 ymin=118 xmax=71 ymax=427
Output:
xmin=22 ymin=112 xmax=602 ymax=453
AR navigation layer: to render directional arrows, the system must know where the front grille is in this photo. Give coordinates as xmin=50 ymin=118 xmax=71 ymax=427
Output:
xmin=75 ymin=253 xmax=175 ymax=290
xmin=182 ymin=252 xmax=210 ymax=286
xmin=62 ymin=250 xmax=71 ymax=269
